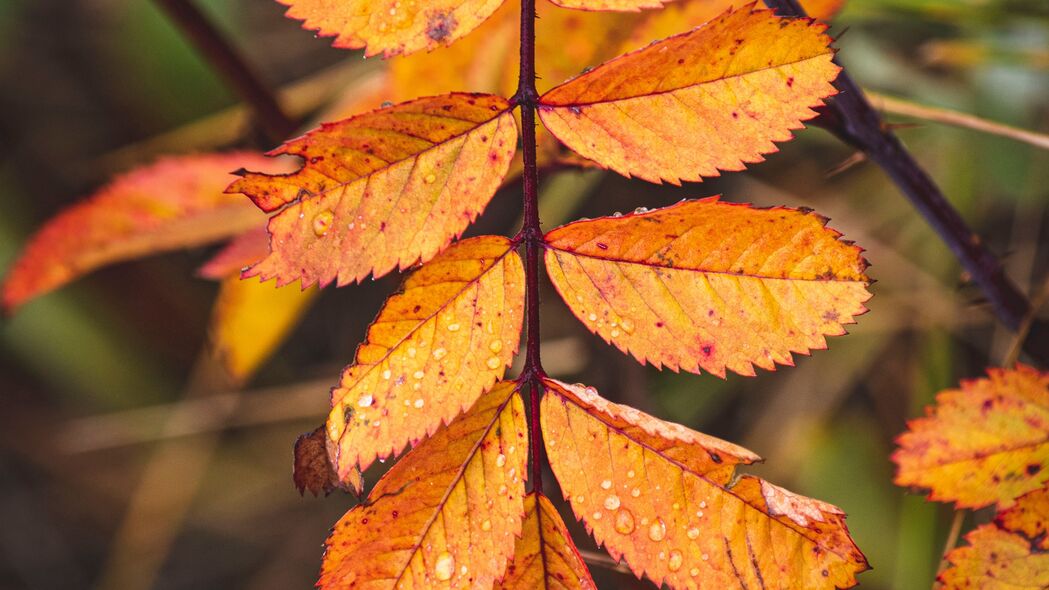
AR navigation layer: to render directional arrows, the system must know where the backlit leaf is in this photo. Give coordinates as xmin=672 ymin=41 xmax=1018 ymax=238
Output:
xmin=327 ymin=236 xmax=524 ymax=480
xmin=293 ymin=425 xmax=362 ymax=497
xmin=893 ymin=365 xmax=1049 ymax=510
xmin=277 ymin=0 xmax=506 ymax=58
xmin=544 ymin=198 xmax=870 ymax=377
xmin=320 ymin=382 xmax=527 ymax=589
xmin=227 ymin=93 xmax=518 ymax=288
xmin=549 ymin=0 xmax=671 ymax=14
xmin=537 ymin=5 xmax=839 ymax=184
xmin=540 ymin=379 xmax=868 ymax=589
xmin=494 ymin=492 xmax=597 ymax=590
xmin=940 ymin=486 xmax=1049 ymax=589
xmin=2 ymin=153 xmax=276 ymax=313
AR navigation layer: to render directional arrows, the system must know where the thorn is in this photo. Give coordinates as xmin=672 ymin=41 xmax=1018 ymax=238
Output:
xmin=825 ymin=151 xmax=867 ymax=178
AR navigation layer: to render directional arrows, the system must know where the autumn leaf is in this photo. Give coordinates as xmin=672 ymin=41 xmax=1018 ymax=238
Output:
xmin=320 ymin=382 xmax=527 ymax=589
xmin=326 ymin=236 xmax=524 ymax=480
xmin=293 ymin=425 xmax=362 ymax=497
xmin=2 ymin=153 xmax=278 ymax=313
xmin=494 ymin=492 xmax=597 ymax=590
xmin=540 ymin=379 xmax=868 ymax=589
xmin=277 ymin=0 xmax=506 ymax=58
xmin=544 ymin=198 xmax=870 ymax=377
xmin=537 ymin=5 xmax=839 ymax=184
xmin=227 ymin=93 xmax=518 ymax=288
xmin=940 ymin=486 xmax=1049 ymax=589
xmin=620 ymin=0 xmax=843 ymax=54
xmin=893 ymin=365 xmax=1049 ymax=510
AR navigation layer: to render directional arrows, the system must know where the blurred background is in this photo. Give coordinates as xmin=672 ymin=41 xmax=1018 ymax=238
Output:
xmin=2 ymin=0 xmax=1049 ymax=588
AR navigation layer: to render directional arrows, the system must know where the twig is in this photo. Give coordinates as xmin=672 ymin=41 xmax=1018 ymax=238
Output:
xmin=763 ymin=0 xmax=1049 ymax=365
xmin=867 ymin=91 xmax=1049 ymax=152
xmin=934 ymin=510 xmax=965 ymax=584
xmin=152 ymin=0 xmax=297 ymax=142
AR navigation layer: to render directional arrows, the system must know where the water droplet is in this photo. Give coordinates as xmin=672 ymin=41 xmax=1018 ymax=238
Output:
xmin=699 ymin=501 xmax=707 ymax=509
xmin=631 ymin=488 xmax=641 ymax=498
xmin=604 ymin=495 xmax=621 ymax=510
xmin=627 ymin=470 xmax=635 ymax=479
xmin=588 ymin=313 xmax=598 ymax=322
xmin=358 ymin=394 xmax=374 ymax=407
xmin=696 ymin=510 xmax=703 ymax=518
xmin=434 ymin=552 xmax=454 ymax=581
xmin=701 ymin=553 xmax=709 ymax=561
xmin=574 ymin=495 xmax=585 ymax=504
xmin=508 ymin=468 xmax=516 ymax=479
xmin=372 ymin=420 xmax=381 ymax=427
xmin=459 ymin=565 xmax=468 ymax=575
xmin=414 ymin=398 xmax=425 ymax=408
xmin=672 ymin=502 xmax=681 ymax=511
xmin=488 ymin=340 xmax=503 ymax=353
xmin=312 ymin=210 xmax=334 ymax=237
xmin=447 ymin=323 xmax=461 ymax=332
xmin=413 ymin=370 xmax=425 ymax=380
xmin=687 ymin=527 xmax=700 ymax=539
xmin=508 ymin=445 xmax=516 ymax=454
xmin=600 ymin=480 xmax=613 ymax=490
xmin=498 ymin=484 xmax=508 ymax=494
xmin=424 ymin=173 xmax=437 ymax=184
xmin=413 ymin=383 xmax=421 ymax=391
xmin=668 ymin=550 xmax=683 ymax=571
xmin=407 ymin=347 xmax=417 ymax=358
xmin=610 ymin=328 xmax=621 ymax=338
xmin=481 ymin=519 xmax=492 ymax=531
xmin=648 ymin=518 xmax=666 ymax=541
xmin=382 ymin=369 xmax=392 ymax=380
xmin=614 ymin=509 xmax=635 ymax=534
xmin=591 ymin=511 xmax=602 ymax=520
xmin=620 ymin=318 xmax=636 ymax=334
xmin=486 ymin=356 xmax=501 ymax=369
xmin=690 ymin=568 xmax=700 ymax=577
xmin=496 ymin=454 xmax=506 ymax=467
xmin=432 ymin=348 xmax=447 ymax=360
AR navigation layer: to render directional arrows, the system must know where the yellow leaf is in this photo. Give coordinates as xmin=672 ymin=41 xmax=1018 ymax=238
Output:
xmin=320 ymin=382 xmax=528 ymax=589
xmin=327 ymin=236 xmax=524 ymax=479
xmin=2 ymin=153 xmax=275 ymax=312
xmin=540 ymin=379 xmax=868 ymax=589
xmin=494 ymin=492 xmax=597 ymax=590
xmin=227 ymin=93 xmax=518 ymax=288
xmin=538 ymin=5 xmax=839 ymax=184
xmin=894 ymin=365 xmax=1049 ymax=510
xmin=940 ymin=486 xmax=1049 ymax=589
xmin=278 ymin=0 xmax=507 ymax=58
xmin=544 ymin=198 xmax=870 ymax=377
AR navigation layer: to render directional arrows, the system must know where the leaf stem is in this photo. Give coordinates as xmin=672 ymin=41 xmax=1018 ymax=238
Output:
xmin=515 ymin=0 xmax=545 ymax=493
xmin=153 ymin=0 xmax=297 ymax=142
xmin=763 ymin=0 xmax=1049 ymax=365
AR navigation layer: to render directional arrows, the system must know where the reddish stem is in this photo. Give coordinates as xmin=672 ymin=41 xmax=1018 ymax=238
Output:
xmin=515 ymin=0 xmax=545 ymax=493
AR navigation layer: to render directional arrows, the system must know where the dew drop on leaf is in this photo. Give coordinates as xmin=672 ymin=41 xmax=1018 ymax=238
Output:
xmin=481 ymin=519 xmax=492 ymax=531
xmin=648 ymin=518 xmax=667 ymax=541
xmin=488 ymin=340 xmax=503 ymax=353
xmin=357 ymin=394 xmax=374 ymax=408
xmin=592 ymin=511 xmax=603 ymax=520
xmin=414 ymin=398 xmax=424 ymax=408
xmin=614 ymin=509 xmax=635 ymax=534
xmin=496 ymin=453 xmax=506 ymax=467
xmin=424 ymin=173 xmax=437 ymax=184
xmin=447 ymin=323 xmax=461 ymax=332
xmin=312 ymin=210 xmax=334 ymax=237
xmin=668 ymin=549 xmax=683 ymax=571
xmin=486 ymin=356 xmax=501 ymax=369
xmin=434 ymin=552 xmax=454 ymax=581
xmin=432 ymin=347 xmax=447 ymax=360
xmin=604 ymin=495 xmax=621 ymax=510
xmin=686 ymin=526 xmax=700 ymax=539
xmin=600 ymin=479 xmax=613 ymax=490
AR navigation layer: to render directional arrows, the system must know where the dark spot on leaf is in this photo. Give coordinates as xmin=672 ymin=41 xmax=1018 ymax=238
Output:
xmin=426 ymin=11 xmax=457 ymax=42
xmin=786 ymin=77 xmax=795 ymax=87
xmin=709 ymin=452 xmax=723 ymax=463
xmin=1027 ymin=464 xmax=1042 ymax=476
xmin=596 ymin=242 xmax=608 ymax=250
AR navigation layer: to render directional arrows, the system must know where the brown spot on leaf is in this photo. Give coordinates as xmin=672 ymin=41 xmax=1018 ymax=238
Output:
xmin=426 ymin=11 xmax=457 ymax=43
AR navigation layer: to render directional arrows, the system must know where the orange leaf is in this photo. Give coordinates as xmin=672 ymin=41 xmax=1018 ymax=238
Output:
xmin=494 ymin=492 xmax=597 ymax=590
xmin=2 ymin=153 xmax=276 ymax=313
xmin=940 ymin=486 xmax=1049 ymax=589
xmin=327 ymin=236 xmax=524 ymax=479
xmin=537 ymin=5 xmax=839 ymax=184
xmin=277 ymin=0 xmax=506 ymax=58
xmin=893 ymin=365 xmax=1049 ymax=510
xmin=549 ymin=0 xmax=672 ymax=13
xmin=620 ymin=0 xmax=843 ymax=54
xmin=293 ymin=425 xmax=362 ymax=497
xmin=227 ymin=93 xmax=518 ymax=288
xmin=320 ymin=382 xmax=527 ymax=589
xmin=543 ymin=198 xmax=870 ymax=377
xmin=197 ymin=225 xmax=269 ymax=280
xmin=540 ymin=379 xmax=868 ymax=589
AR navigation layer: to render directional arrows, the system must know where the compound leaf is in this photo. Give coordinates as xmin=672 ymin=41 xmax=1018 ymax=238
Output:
xmin=537 ymin=5 xmax=839 ymax=184
xmin=2 ymin=153 xmax=274 ymax=313
xmin=278 ymin=0 xmax=506 ymax=58
xmin=494 ymin=492 xmax=597 ymax=590
xmin=544 ymin=198 xmax=870 ymax=377
xmin=227 ymin=93 xmax=518 ymax=288
xmin=540 ymin=379 xmax=868 ymax=589
xmin=321 ymin=382 xmax=527 ymax=589
xmin=894 ymin=365 xmax=1049 ymax=510
xmin=327 ymin=235 xmax=524 ymax=480
xmin=940 ymin=486 xmax=1049 ymax=589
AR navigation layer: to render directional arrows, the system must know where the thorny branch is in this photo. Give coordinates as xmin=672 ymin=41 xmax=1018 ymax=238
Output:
xmin=763 ymin=0 xmax=1049 ymax=365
